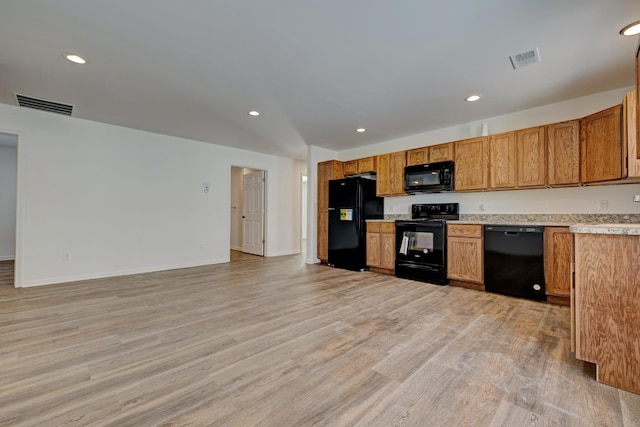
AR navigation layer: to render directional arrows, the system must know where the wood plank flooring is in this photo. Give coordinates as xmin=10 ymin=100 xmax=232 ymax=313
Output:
xmin=0 ymin=254 xmax=638 ymax=426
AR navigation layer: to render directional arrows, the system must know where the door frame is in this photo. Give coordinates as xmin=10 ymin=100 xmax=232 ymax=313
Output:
xmin=0 ymin=128 xmax=23 ymax=288
xmin=229 ymin=164 xmax=267 ymax=257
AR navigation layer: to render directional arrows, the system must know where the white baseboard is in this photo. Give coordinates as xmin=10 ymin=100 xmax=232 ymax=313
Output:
xmin=19 ymin=258 xmax=230 ymax=288
xmin=268 ymin=250 xmax=301 ymax=257
xmin=230 ymin=246 xmax=242 ymax=251
xmin=0 ymin=255 xmax=15 ymax=261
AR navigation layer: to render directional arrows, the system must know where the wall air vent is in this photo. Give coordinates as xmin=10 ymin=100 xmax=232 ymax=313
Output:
xmin=14 ymin=93 xmax=74 ymax=116
xmin=509 ymin=48 xmax=541 ymax=69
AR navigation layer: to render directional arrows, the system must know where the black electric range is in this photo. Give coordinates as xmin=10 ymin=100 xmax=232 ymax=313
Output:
xmin=395 ymin=203 xmax=459 ymax=285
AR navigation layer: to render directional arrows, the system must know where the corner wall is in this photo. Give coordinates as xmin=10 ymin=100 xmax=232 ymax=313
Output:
xmin=0 ymin=103 xmax=306 ymax=287
xmin=0 ymin=145 xmax=17 ymax=260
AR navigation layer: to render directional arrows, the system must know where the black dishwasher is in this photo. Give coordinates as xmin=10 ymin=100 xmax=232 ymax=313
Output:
xmin=484 ymin=225 xmax=546 ymax=301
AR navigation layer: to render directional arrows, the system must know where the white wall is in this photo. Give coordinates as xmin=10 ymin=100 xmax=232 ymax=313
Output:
xmin=0 ymin=145 xmax=17 ymax=260
xmin=305 ymin=145 xmax=339 ymax=263
xmin=334 ymin=87 xmax=640 ymax=216
xmin=0 ymin=103 xmax=306 ymax=287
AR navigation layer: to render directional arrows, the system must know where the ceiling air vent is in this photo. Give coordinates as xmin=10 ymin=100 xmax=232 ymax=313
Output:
xmin=14 ymin=93 xmax=74 ymax=116
xmin=509 ymin=48 xmax=540 ymax=70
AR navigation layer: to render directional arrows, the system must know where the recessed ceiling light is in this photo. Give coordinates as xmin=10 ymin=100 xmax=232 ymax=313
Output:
xmin=465 ymin=94 xmax=481 ymax=102
xmin=356 ymin=128 xmax=366 ymax=133
xmin=65 ymin=53 xmax=86 ymax=64
xmin=620 ymin=20 xmax=640 ymax=36
xmin=248 ymin=110 xmax=260 ymax=116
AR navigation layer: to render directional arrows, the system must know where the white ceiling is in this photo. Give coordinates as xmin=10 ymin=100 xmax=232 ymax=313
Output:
xmin=1 ymin=1 xmax=639 ymax=160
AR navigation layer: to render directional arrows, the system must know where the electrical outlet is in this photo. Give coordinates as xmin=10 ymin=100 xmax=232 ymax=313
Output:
xmin=202 ymin=182 xmax=211 ymax=193
xmin=598 ymin=200 xmax=608 ymax=211
xmin=63 ymin=252 xmax=71 ymax=261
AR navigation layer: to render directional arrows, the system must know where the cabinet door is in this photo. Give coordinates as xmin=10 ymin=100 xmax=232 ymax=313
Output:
xmin=581 ymin=105 xmax=623 ymax=183
xmin=389 ymin=151 xmax=407 ymax=195
xmin=488 ymin=131 xmax=516 ymax=189
xmin=376 ymin=154 xmax=390 ymax=196
xmin=407 ymin=147 xmax=429 ymax=166
xmin=429 ymin=142 xmax=454 ymax=162
xmin=317 ymin=160 xmax=343 ymax=262
xmin=547 ymin=120 xmax=580 ymax=186
xmin=366 ymin=231 xmax=381 ymax=267
xmin=454 ymin=137 xmax=488 ymax=191
xmin=624 ymin=91 xmax=640 ymax=177
xmin=380 ymin=232 xmax=395 ymax=270
xmin=358 ymin=156 xmax=377 ymax=173
xmin=447 ymin=236 xmax=483 ymax=283
xmin=343 ymin=160 xmax=358 ymax=176
xmin=516 ymin=126 xmax=546 ymax=188
xmin=544 ymin=227 xmax=573 ymax=299
xmin=636 ymin=47 xmax=639 ymax=160
xmin=317 ymin=160 xmax=343 ymax=211
xmin=317 ymin=211 xmax=329 ymax=261
xmin=380 ymin=223 xmax=396 ymax=270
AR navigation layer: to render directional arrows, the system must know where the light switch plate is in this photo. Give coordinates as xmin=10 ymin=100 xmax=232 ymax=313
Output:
xmin=634 ymin=194 xmax=640 ymax=202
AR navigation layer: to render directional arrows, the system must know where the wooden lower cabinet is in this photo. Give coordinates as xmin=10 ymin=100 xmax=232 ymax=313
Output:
xmin=543 ymin=227 xmax=573 ymax=305
xmin=447 ymin=224 xmax=484 ymax=289
xmin=573 ymin=232 xmax=640 ymax=394
xmin=366 ymin=222 xmax=395 ymax=273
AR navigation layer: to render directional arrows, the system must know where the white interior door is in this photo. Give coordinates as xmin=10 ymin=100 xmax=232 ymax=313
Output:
xmin=242 ymin=171 xmax=265 ymax=256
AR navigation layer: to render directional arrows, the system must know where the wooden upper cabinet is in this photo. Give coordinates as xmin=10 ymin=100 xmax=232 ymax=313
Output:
xmin=624 ymin=91 xmax=640 ymax=178
xmin=406 ymin=147 xmax=429 ymax=166
xmin=636 ymin=43 xmax=639 ymax=160
xmin=317 ymin=160 xmax=343 ymax=211
xmin=547 ymin=120 xmax=580 ymax=186
xmin=406 ymin=142 xmax=454 ymax=166
xmin=357 ymin=156 xmax=376 ymax=173
xmin=376 ymin=151 xmax=407 ymax=196
xmin=342 ymin=160 xmax=358 ymax=176
xmin=454 ymin=137 xmax=488 ymax=191
xmin=488 ymin=131 xmax=516 ymax=189
xmin=343 ymin=157 xmax=377 ymax=176
xmin=581 ymin=105 xmax=623 ymax=183
xmin=429 ymin=142 xmax=454 ymax=162
xmin=516 ymin=126 xmax=547 ymax=188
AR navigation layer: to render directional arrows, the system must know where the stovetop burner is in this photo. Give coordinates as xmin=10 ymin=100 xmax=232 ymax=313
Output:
xmin=410 ymin=203 xmax=459 ymax=221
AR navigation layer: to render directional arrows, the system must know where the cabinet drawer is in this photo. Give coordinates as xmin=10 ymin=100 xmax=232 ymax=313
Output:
xmin=447 ymin=224 xmax=482 ymax=238
xmin=380 ymin=222 xmax=395 ymax=234
xmin=367 ymin=222 xmax=381 ymax=233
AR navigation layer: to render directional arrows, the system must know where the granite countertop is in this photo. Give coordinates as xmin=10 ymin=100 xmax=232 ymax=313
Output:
xmin=569 ymin=223 xmax=640 ymax=235
xmin=367 ymin=214 xmax=640 ymax=233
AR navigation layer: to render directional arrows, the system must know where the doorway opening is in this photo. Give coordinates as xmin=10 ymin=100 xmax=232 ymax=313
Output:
xmin=301 ymin=174 xmax=307 ymax=253
xmin=230 ymin=166 xmax=266 ymax=261
xmin=0 ymin=132 xmax=18 ymax=287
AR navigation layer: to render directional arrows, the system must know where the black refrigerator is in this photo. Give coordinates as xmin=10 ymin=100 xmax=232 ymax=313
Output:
xmin=328 ymin=177 xmax=383 ymax=271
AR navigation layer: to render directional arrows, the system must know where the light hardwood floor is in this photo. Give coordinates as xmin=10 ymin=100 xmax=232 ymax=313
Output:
xmin=0 ymin=255 xmax=638 ymax=426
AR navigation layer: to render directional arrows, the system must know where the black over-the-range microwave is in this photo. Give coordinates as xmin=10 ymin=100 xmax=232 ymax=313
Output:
xmin=404 ymin=160 xmax=454 ymax=194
